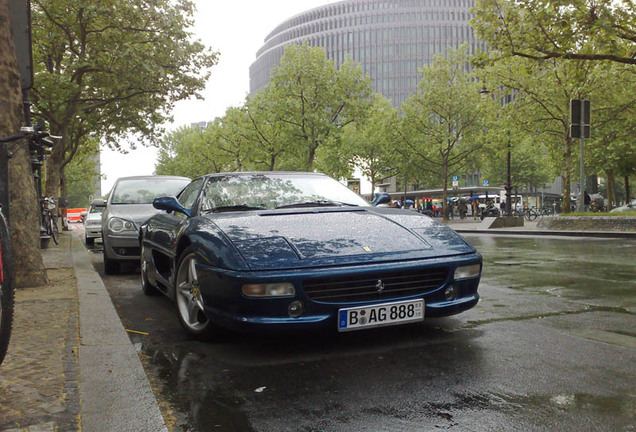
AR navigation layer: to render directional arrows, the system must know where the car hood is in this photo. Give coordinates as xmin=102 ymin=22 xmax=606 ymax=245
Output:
xmin=106 ymin=204 xmax=162 ymax=225
xmin=206 ymin=208 xmax=476 ymax=270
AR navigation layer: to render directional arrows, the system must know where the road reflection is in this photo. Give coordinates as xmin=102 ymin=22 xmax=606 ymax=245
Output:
xmin=465 ymin=235 xmax=636 ymax=310
xmin=138 ymin=322 xmax=484 ymax=432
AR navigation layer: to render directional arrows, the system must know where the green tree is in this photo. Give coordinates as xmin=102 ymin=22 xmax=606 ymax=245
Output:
xmin=264 ymin=43 xmax=373 ymax=171
xmin=156 ymin=125 xmax=227 ymax=178
xmin=399 ymin=47 xmax=491 ymax=220
xmin=480 ymin=55 xmax=605 ymax=212
xmin=342 ymin=95 xmax=400 ymax=193
xmin=31 ymin=0 xmax=218 ymax=201
xmin=472 ymin=0 xmax=636 ymax=65
xmin=476 ymin=87 xmax=552 ymax=207
xmin=585 ymin=62 xmax=636 ymax=207
xmin=63 ymin=137 xmax=101 ymax=207
xmin=243 ymin=89 xmax=289 ymax=171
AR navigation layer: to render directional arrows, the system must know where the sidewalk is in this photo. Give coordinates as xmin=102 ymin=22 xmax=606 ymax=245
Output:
xmin=443 ymin=215 xmax=636 ymax=238
xmin=0 ymin=232 xmax=167 ymax=432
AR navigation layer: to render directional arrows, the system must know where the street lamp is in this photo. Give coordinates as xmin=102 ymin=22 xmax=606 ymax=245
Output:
xmin=480 ymin=86 xmax=513 ymax=217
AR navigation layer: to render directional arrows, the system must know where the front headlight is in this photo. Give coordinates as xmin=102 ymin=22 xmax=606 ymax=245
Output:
xmin=108 ymin=217 xmax=136 ymax=233
xmin=454 ymin=264 xmax=481 ymax=280
xmin=242 ymin=283 xmax=295 ymax=297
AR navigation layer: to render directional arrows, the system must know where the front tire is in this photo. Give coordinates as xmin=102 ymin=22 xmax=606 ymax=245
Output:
xmin=49 ymin=216 xmax=60 ymax=245
xmin=0 ymin=211 xmax=15 ymax=365
xmin=140 ymin=241 xmax=159 ymax=295
xmin=525 ymin=209 xmax=538 ymax=221
xmin=174 ymin=246 xmax=219 ymax=340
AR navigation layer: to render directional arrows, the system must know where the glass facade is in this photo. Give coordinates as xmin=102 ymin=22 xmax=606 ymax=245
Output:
xmin=249 ymin=0 xmax=484 ymax=106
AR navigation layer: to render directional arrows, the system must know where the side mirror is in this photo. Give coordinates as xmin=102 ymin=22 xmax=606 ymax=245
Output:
xmin=91 ymin=198 xmax=106 ymax=208
xmin=371 ymin=192 xmax=392 ymax=207
xmin=153 ymin=196 xmax=191 ymax=217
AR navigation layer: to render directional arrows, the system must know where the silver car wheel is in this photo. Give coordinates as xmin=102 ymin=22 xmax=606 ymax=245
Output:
xmin=175 ymin=254 xmax=208 ymax=331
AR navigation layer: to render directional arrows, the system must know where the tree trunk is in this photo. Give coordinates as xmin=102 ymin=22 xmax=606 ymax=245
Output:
xmin=0 ymin=0 xmax=47 ymax=287
xmin=606 ymin=171 xmax=615 ymax=210
xmin=44 ymin=129 xmax=64 ymax=198
xmin=625 ymin=175 xmax=631 ymax=203
xmin=442 ymin=163 xmax=449 ymax=221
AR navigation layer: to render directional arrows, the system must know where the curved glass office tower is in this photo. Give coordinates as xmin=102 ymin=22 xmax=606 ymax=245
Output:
xmin=250 ymin=0 xmax=483 ymax=106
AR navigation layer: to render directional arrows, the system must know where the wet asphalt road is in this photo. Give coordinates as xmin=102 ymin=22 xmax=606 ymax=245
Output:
xmin=84 ymin=231 xmax=636 ymax=432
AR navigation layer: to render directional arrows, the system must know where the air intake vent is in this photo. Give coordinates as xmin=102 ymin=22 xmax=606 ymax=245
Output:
xmin=303 ymin=267 xmax=449 ymax=302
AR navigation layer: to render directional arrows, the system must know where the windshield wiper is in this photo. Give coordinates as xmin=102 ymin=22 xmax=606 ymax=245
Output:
xmin=275 ymin=200 xmax=358 ymax=209
xmin=202 ymin=205 xmax=266 ymax=214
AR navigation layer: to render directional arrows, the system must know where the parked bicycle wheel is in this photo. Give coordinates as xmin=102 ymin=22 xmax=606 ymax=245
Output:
xmin=0 ymin=209 xmax=15 ymax=365
xmin=49 ymin=215 xmax=60 ymax=245
xmin=525 ymin=209 xmax=538 ymax=221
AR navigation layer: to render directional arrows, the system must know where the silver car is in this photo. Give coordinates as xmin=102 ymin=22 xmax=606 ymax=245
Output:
xmin=83 ymin=199 xmax=104 ymax=245
xmin=610 ymin=198 xmax=636 ymax=213
xmin=100 ymin=175 xmax=191 ymax=274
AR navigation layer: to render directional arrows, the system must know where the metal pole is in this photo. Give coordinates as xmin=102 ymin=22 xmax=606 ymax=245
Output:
xmin=578 ymin=101 xmax=585 ymax=212
xmin=506 ymin=131 xmax=512 ymax=216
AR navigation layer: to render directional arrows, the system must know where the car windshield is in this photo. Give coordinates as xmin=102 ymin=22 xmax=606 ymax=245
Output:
xmin=200 ymin=173 xmax=369 ymax=212
xmin=112 ymin=178 xmax=190 ymax=204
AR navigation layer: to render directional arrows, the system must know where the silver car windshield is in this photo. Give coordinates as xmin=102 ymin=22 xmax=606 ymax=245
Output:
xmin=112 ymin=178 xmax=190 ymax=204
xmin=200 ymin=173 xmax=369 ymax=212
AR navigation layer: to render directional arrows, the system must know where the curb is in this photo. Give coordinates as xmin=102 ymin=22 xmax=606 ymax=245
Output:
xmin=70 ymin=232 xmax=168 ymax=432
xmin=451 ymin=228 xmax=636 ymax=239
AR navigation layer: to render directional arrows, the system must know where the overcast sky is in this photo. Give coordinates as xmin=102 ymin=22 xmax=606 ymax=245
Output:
xmin=100 ymin=0 xmax=339 ymax=193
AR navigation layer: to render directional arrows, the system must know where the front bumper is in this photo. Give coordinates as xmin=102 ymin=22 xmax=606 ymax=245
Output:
xmin=104 ymin=232 xmax=141 ymax=261
xmin=192 ymin=254 xmax=482 ymax=334
xmin=85 ymin=225 xmax=102 ymax=239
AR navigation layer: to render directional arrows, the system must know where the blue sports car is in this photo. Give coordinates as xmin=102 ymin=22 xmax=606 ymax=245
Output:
xmin=139 ymin=172 xmax=482 ymax=339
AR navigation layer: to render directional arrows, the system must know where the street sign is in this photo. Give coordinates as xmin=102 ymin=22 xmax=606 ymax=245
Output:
xmin=483 ymin=179 xmax=489 ymax=186
xmin=452 ymin=175 xmax=458 ymax=182
xmin=8 ymin=0 xmax=33 ymax=90
xmin=569 ymin=99 xmax=590 ymax=139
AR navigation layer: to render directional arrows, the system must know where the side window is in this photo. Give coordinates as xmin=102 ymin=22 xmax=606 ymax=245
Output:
xmin=178 ymin=178 xmax=204 ymax=209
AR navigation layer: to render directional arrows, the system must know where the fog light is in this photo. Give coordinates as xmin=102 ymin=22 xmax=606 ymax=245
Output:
xmin=288 ymin=300 xmax=304 ymax=318
xmin=444 ymin=286 xmax=457 ymax=300
xmin=242 ymin=283 xmax=295 ymax=297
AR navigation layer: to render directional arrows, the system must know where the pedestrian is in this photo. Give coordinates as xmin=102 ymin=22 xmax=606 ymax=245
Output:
xmin=458 ymin=200 xmax=468 ymax=219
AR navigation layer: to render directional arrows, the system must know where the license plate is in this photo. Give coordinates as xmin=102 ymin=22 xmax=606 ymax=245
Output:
xmin=338 ymin=299 xmax=424 ymax=332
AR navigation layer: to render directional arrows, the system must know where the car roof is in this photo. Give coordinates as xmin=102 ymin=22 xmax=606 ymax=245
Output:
xmin=114 ymin=175 xmax=191 ymax=181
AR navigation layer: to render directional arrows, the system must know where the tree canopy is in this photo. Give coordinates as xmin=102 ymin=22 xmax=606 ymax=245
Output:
xmin=31 ymin=0 xmax=218 ymax=198
xmin=472 ymin=0 xmax=636 ymax=65
xmin=399 ymin=46 xmax=491 ymax=219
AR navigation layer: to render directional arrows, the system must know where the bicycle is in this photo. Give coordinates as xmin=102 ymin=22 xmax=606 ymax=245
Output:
xmin=513 ymin=208 xmax=538 ymax=221
xmin=41 ymin=196 xmax=60 ymax=245
xmin=1 ymin=123 xmax=60 ymax=247
xmin=536 ymin=207 xmax=552 ymax=217
xmin=0 ymin=205 xmax=14 ymax=365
